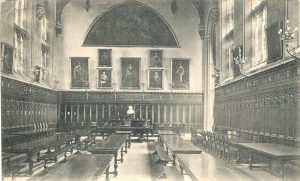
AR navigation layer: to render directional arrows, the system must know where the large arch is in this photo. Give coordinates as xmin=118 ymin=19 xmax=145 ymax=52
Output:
xmin=82 ymin=1 xmax=179 ymax=47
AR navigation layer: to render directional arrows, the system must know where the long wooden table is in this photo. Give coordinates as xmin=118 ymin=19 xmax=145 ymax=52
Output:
xmin=176 ymin=153 xmax=247 ymax=181
xmin=159 ymin=135 xmax=202 ymax=165
xmin=30 ymin=154 xmax=114 ymax=181
xmin=96 ymin=125 xmax=153 ymax=141
xmin=3 ymin=135 xmax=58 ymax=175
xmin=236 ymin=143 xmax=300 ymax=179
xmin=88 ymin=134 xmax=128 ymax=176
xmin=160 ymin=135 xmax=202 ymax=154
xmin=157 ymin=130 xmax=177 ymax=141
xmin=11 ymin=128 xmax=56 ymax=141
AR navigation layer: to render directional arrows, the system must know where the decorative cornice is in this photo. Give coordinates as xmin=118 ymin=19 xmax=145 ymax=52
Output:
xmin=60 ymin=91 xmax=203 ymax=104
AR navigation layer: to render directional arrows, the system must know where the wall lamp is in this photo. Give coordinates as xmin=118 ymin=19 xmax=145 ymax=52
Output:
xmin=278 ymin=19 xmax=299 ymax=60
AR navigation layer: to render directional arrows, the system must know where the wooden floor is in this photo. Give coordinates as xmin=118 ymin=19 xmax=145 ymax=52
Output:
xmin=3 ymin=135 xmax=298 ymax=181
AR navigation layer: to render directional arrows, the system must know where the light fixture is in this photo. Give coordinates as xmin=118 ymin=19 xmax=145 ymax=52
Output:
xmin=112 ymin=82 xmax=118 ymax=100
xmin=84 ymin=81 xmax=89 ymax=100
xmin=212 ymin=68 xmax=220 ymax=86
xmin=278 ymin=19 xmax=299 ymax=60
xmin=84 ymin=0 xmax=91 ymax=12
xmin=140 ymin=82 xmax=145 ymax=100
xmin=233 ymin=47 xmax=248 ymax=77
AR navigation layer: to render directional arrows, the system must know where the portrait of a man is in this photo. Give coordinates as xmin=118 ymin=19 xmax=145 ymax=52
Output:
xmin=1 ymin=42 xmax=14 ymax=74
xmin=98 ymin=69 xmax=112 ymax=88
xmin=121 ymin=58 xmax=140 ymax=89
xmin=71 ymin=57 xmax=89 ymax=88
xmin=148 ymin=70 xmax=163 ymax=89
xmin=149 ymin=50 xmax=163 ymax=67
xmin=172 ymin=59 xmax=189 ymax=89
xmin=98 ymin=49 xmax=112 ymax=66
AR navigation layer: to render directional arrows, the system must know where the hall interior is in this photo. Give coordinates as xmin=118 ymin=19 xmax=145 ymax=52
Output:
xmin=1 ymin=0 xmax=300 ymax=181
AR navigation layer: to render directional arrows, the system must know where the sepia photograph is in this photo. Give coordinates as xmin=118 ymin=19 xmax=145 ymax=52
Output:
xmin=171 ymin=59 xmax=190 ymax=89
xmin=121 ymin=57 xmax=140 ymax=89
xmin=1 ymin=0 xmax=300 ymax=181
xmin=148 ymin=69 xmax=163 ymax=89
xmin=71 ymin=57 xmax=89 ymax=88
xmin=97 ymin=68 xmax=112 ymax=88
xmin=98 ymin=49 xmax=112 ymax=67
xmin=149 ymin=50 xmax=163 ymax=67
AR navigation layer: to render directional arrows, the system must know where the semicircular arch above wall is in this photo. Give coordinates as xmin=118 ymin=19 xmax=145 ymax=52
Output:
xmin=83 ymin=1 xmax=179 ymax=47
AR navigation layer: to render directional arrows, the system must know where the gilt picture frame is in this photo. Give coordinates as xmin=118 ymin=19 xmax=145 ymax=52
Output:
xmin=148 ymin=69 xmax=163 ymax=89
xmin=171 ymin=58 xmax=190 ymax=89
xmin=149 ymin=50 xmax=163 ymax=67
xmin=121 ymin=58 xmax=140 ymax=89
xmin=70 ymin=57 xmax=89 ymax=88
xmin=97 ymin=68 xmax=112 ymax=88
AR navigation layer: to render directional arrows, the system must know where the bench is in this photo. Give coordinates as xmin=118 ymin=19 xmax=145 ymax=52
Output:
xmin=37 ymin=143 xmax=79 ymax=171
xmin=163 ymin=166 xmax=184 ymax=181
xmin=153 ymin=142 xmax=172 ymax=166
xmin=81 ymin=136 xmax=96 ymax=149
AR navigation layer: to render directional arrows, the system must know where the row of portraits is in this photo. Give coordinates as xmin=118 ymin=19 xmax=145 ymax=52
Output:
xmin=98 ymin=49 xmax=163 ymax=68
xmin=71 ymin=57 xmax=190 ymax=89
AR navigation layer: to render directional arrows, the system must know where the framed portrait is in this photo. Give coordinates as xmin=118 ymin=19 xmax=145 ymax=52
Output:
xmin=171 ymin=59 xmax=190 ymax=89
xmin=97 ymin=68 xmax=112 ymax=88
xmin=148 ymin=69 xmax=163 ymax=89
xmin=121 ymin=58 xmax=140 ymax=89
xmin=1 ymin=42 xmax=14 ymax=74
xmin=71 ymin=57 xmax=89 ymax=88
xmin=149 ymin=50 xmax=163 ymax=67
xmin=98 ymin=49 xmax=112 ymax=67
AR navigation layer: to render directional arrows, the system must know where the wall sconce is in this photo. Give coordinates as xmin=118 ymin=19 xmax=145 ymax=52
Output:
xmin=233 ymin=46 xmax=248 ymax=77
xmin=212 ymin=68 xmax=220 ymax=86
xmin=84 ymin=81 xmax=89 ymax=100
xmin=112 ymin=82 xmax=118 ymax=100
xmin=278 ymin=19 xmax=299 ymax=60
xmin=140 ymin=82 xmax=145 ymax=100
xmin=32 ymin=65 xmax=41 ymax=82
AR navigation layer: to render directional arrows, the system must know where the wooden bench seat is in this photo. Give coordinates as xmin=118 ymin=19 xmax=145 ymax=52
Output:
xmin=153 ymin=143 xmax=172 ymax=165
xmin=163 ymin=166 xmax=184 ymax=181
xmin=37 ymin=143 xmax=79 ymax=171
xmin=2 ymin=164 xmax=26 ymax=177
xmin=81 ymin=136 xmax=95 ymax=149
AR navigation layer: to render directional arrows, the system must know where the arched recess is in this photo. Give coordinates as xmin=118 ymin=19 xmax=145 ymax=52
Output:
xmin=82 ymin=1 xmax=179 ymax=47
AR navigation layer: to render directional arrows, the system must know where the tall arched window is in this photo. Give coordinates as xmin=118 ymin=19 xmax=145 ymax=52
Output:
xmin=251 ymin=0 xmax=267 ymax=66
xmin=14 ymin=0 xmax=25 ymax=73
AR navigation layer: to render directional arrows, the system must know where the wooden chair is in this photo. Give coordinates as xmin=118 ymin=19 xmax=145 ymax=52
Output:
xmin=262 ymin=133 xmax=271 ymax=143
xmin=252 ymin=131 xmax=262 ymax=143
xmin=284 ymin=136 xmax=294 ymax=146
xmin=276 ymin=134 xmax=285 ymax=145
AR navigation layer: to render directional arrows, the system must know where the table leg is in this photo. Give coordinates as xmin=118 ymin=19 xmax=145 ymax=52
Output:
xmin=180 ymin=166 xmax=184 ymax=175
xmin=128 ymin=134 xmax=131 ymax=148
xmin=105 ymin=165 xmax=110 ymax=181
xmin=280 ymin=160 xmax=286 ymax=181
xmin=172 ymin=154 xmax=176 ymax=166
xmin=249 ymin=151 xmax=253 ymax=170
xmin=125 ymin=141 xmax=128 ymax=154
xmin=120 ymin=147 xmax=124 ymax=163
xmin=147 ymin=130 xmax=149 ymax=141
xmin=27 ymin=152 xmax=33 ymax=175
xmin=114 ymin=153 xmax=118 ymax=176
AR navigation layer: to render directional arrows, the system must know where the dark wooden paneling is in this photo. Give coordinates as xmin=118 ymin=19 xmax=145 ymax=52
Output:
xmin=57 ymin=92 xmax=204 ymax=130
xmin=215 ymin=60 xmax=300 ymax=138
xmin=1 ymin=76 xmax=58 ymax=132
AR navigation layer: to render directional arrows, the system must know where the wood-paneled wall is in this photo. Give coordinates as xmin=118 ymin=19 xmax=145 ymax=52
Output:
xmin=58 ymin=92 xmax=204 ymax=131
xmin=214 ymin=60 xmax=300 ymax=138
xmin=1 ymin=76 xmax=58 ymax=132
